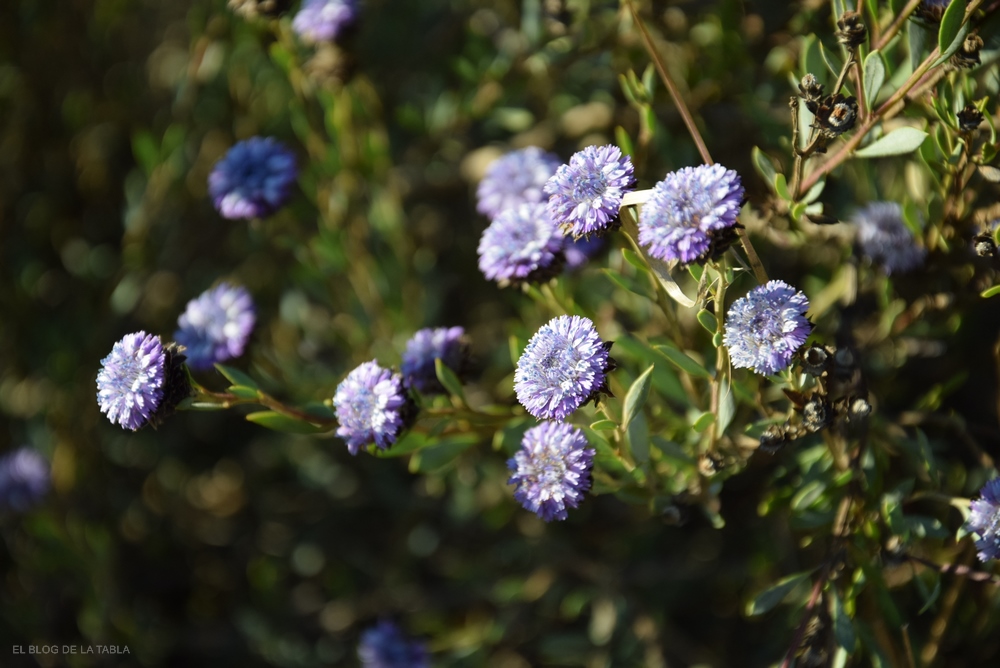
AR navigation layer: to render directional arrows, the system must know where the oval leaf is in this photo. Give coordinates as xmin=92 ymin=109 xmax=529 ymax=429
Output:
xmin=981 ymin=285 xmax=1000 ymax=298
xmin=746 ymin=570 xmax=815 ymax=616
xmin=863 ymin=50 xmax=885 ymax=105
xmin=245 ymin=410 xmax=325 ymax=434
xmin=938 ymin=0 xmax=967 ymax=55
xmin=751 ymin=146 xmax=777 ymax=186
xmin=696 ymin=309 xmax=718 ymax=334
xmin=854 ymin=127 xmax=928 ymax=158
xmin=215 ymin=364 xmax=259 ymax=390
xmin=589 ymin=419 xmax=618 ymax=431
xmin=654 ymin=344 xmax=712 ymax=379
xmin=621 ymin=248 xmax=649 ymax=273
xmin=622 ymin=365 xmax=654 ymax=432
xmin=434 ymin=357 xmax=465 ymax=401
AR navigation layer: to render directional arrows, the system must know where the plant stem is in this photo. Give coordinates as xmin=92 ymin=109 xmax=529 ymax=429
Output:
xmin=191 ymin=386 xmax=338 ymax=427
xmin=874 ymin=0 xmax=923 ymax=51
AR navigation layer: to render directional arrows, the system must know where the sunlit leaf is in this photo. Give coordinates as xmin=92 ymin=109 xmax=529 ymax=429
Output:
xmin=854 ymin=128 xmax=928 ymax=158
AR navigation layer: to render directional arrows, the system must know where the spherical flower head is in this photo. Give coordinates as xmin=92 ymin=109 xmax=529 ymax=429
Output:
xmin=401 ymin=326 xmax=466 ymax=394
xmin=515 ymin=315 xmax=610 ymax=420
xmin=544 ymin=144 xmax=636 ymax=237
xmin=97 ymin=331 xmax=166 ymax=431
xmin=334 ymin=361 xmax=408 ymax=454
xmin=292 ymin=0 xmax=358 ymax=44
xmin=477 ymin=203 xmax=565 ymax=284
xmin=476 ymin=146 xmax=561 ymax=219
xmin=638 ymin=164 xmax=745 ymax=264
xmin=967 ymin=478 xmax=1000 ymax=562
xmin=358 ymin=620 xmax=429 ymax=668
xmin=174 ymin=283 xmax=256 ymax=371
xmin=0 ymin=448 xmax=50 ymax=512
xmin=208 ymin=137 xmax=297 ymax=220
xmin=723 ymin=280 xmax=812 ymax=376
xmin=507 ymin=421 xmax=594 ymax=522
xmin=853 ymin=202 xmax=926 ymax=274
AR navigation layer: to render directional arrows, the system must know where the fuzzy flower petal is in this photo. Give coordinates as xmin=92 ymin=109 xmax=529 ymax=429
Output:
xmin=852 ymin=202 xmax=926 ymax=274
xmin=292 ymin=0 xmax=358 ymax=43
xmin=174 ymin=283 xmax=256 ymax=371
xmin=508 ymin=421 xmax=594 ymax=522
xmin=638 ymin=164 xmax=744 ymax=264
xmin=358 ymin=620 xmax=429 ymax=668
xmin=476 ymin=146 xmax=561 ymax=219
xmin=208 ymin=137 xmax=298 ymax=219
xmin=401 ymin=326 xmax=466 ymax=394
xmin=333 ymin=361 xmax=408 ymax=454
xmin=514 ymin=315 xmax=609 ymax=420
xmin=967 ymin=478 xmax=1000 ymax=562
xmin=723 ymin=280 xmax=811 ymax=376
xmin=477 ymin=203 xmax=564 ymax=284
xmin=0 ymin=448 xmax=50 ymax=512
xmin=97 ymin=332 xmax=167 ymax=431
xmin=544 ymin=144 xmax=635 ymax=237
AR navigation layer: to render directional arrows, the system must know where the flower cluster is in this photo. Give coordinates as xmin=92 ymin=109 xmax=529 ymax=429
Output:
xmin=544 ymin=144 xmax=635 ymax=238
xmin=174 ymin=283 xmax=256 ymax=371
xmin=476 ymin=146 xmax=561 ymax=219
xmin=292 ymin=0 xmax=359 ymax=44
xmin=852 ymin=202 xmax=926 ymax=274
xmin=723 ymin=281 xmax=811 ymax=376
xmin=401 ymin=326 xmax=467 ymax=394
xmin=97 ymin=332 xmax=167 ymax=431
xmin=967 ymin=478 xmax=1000 ymax=562
xmin=0 ymin=448 xmax=50 ymax=512
xmin=508 ymin=421 xmax=594 ymax=521
xmin=333 ymin=361 xmax=410 ymax=454
xmin=208 ymin=137 xmax=298 ymax=220
xmin=477 ymin=203 xmax=565 ymax=284
xmin=357 ymin=620 xmax=429 ymax=668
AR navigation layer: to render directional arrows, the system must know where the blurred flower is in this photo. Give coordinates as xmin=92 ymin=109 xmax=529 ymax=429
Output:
xmin=476 ymin=146 xmax=561 ymax=219
xmin=724 ymin=280 xmax=811 ymax=376
xmin=97 ymin=332 xmax=166 ymax=430
xmin=508 ymin=421 xmax=594 ymax=521
xmin=638 ymin=164 xmax=744 ymax=264
xmin=544 ymin=144 xmax=635 ymax=238
xmin=477 ymin=203 xmax=565 ymax=285
xmin=292 ymin=0 xmax=358 ymax=44
xmin=0 ymin=448 xmax=50 ymax=512
xmin=174 ymin=283 xmax=256 ymax=371
xmin=852 ymin=202 xmax=926 ymax=274
xmin=515 ymin=315 xmax=612 ymax=420
xmin=208 ymin=137 xmax=297 ymax=220
xmin=401 ymin=326 xmax=467 ymax=394
xmin=968 ymin=478 xmax=1000 ymax=562
xmin=334 ymin=361 xmax=410 ymax=454
xmin=914 ymin=0 xmax=951 ymax=24
xmin=357 ymin=620 xmax=429 ymax=668
xmin=563 ymin=234 xmax=606 ymax=270
xmin=228 ymin=0 xmax=292 ymax=20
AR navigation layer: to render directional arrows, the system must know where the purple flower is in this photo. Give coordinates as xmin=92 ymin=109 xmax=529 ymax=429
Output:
xmin=208 ymin=137 xmax=297 ymax=219
xmin=174 ymin=283 xmax=256 ymax=371
xmin=723 ymin=280 xmax=811 ymax=376
xmin=853 ymin=202 xmax=926 ymax=274
xmin=97 ymin=332 xmax=167 ymax=431
xmin=358 ymin=620 xmax=429 ymax=668
xmin=563 ymin=235 xmax=606 ymax=270
xmin=334 ymin=361 xmax=409 ymax=454
xmin=476 ymin=146 xmax=561 ymax=219
xmin=638 ymin=164 xmax=744 ymax=264
xmin=477 ymin=203 xmax=565 ymax=285
xmin=292 ymin=0 xmax=359 ymax=43
xmin=508 ymin=421 xmax=594 ymax=521
xmin=544 ymin=144 xmax=635 ymax=238
xmin=0 ymin=448 xmax=50 ymax=512
xmin=968 ymin=478 xmax=1000 ymax=562
xmin=401 ymin=326 xmax=466 ymax=394
xmin=514 ymin=315 xmax=612 ymax=421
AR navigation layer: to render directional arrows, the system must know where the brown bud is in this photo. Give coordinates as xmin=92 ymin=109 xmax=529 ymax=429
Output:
xmin=952 ymin=33 xmax=984 ymax=70
xmin=957 ymin=104 xmax=985 ymax=133
xmin=836 ymin=11 xmax=868 ymax=48
xmin=227 ymin=0 xmax=292 ymax=20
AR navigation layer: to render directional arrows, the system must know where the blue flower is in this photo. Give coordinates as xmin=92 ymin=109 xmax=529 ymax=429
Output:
xmin=401 ymin=327 xmax=467 ymax=394
xmin=358 ymin=620 xmax=429 ymax=668
xmin=562 ymin=235 xmax=606 ymax=270
xmin=544 ymin=144 xmax=635 ymax=238
xmin=476 ymin=146 xmax=561 ymax=220
xmin=477 ymin=203 xmax=565 ymax=285
xmin=334 ymin=361 xmax=410 ymax=454
xmin=174 ymin=283 xmax=256 ymax=371
xmin=97 ymin=332 xmax=167 ymax=431
xmin=208 ymin=137 xmax=297 ymax=220
xmin=514 ymin=315 xmax=612 ymax=420
xmin=292 ymin=0 xmax=359 ymax=43
xmin=0 ymin=448 xmax=50 ymax=512
xmin=967 ymin=478 xmax=1000 ymax=562
xmin=508 ymin=421 xmax=594 ymax=522
xmin=723 ymin=280 xmax=811 ymax=376
xmin=852 ymin=202 xmax=925 ymax=274
xmin=638 ymin=164 xmax=744 ymax=264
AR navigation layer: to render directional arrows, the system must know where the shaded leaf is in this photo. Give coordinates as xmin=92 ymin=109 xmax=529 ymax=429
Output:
xmin=831 ymin=589 xmax=857 ymax=652
xmin=746 ymin=570 xmax=815 ymax=616
xmin=434 ymin=357 xmax=465 ymax=401
xmin=653 ymin=344 xmax=712 ymax=379
xmin=854 ymin=127 xmax=928 ymax=158
xmin=590 ymin=419 xmax=618 ymax=431
xmin=215 ymin=364 xmax=260 ymax=390
xmin=863 ymin=50 xmax=885 ymax=105
xmin=245 ymin=411 xmax=325 ymax=434
xmin=938 ymin=0 xmax=967 ymax=56
xmin=751 ymin=146 xmax=777 ymax=187
xmin=622 ymin=365 xmax=654 ymax=432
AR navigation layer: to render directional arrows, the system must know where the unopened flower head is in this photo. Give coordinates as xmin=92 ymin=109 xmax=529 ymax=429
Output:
xmin=544 ymin=144 xmax=635 ymax=238
xmin=292 ymin=0 xmax=359 ymax=44
xmin=723 ymin=280 xmax=811 ymax=376
xmin=968 ymin=478 xmax=1000 ymax=562
xmin=334 ymin=361 xmax=409 ymax=454
xmin=401 ymin=326 xmax=467 ymax=394
xmin=514 ymin=315 xmax=612 ymax=420
xmin=97 ymin=332 xmax=167 ymax=430
xmin=0 ymin=448 xmax=50 ymax=512
xmin=508 ymin=421 xmax=594 ymax=522
xmin=208 ymin=137 xmax=297 ymax=219
xmin=853 ymin=202 xmax=926 ymax=274
xmin=358 ymin=620 xmax=429 ymax=668
xmin=477 ymin=203 xmax=564 ymax=284
xmin=476 ymin=147 xmax=561 ymax=219
xmin=174 ymin=283 xmax=256 ymax=371
xmin=638 ymin=164 xmax=744 ymax=264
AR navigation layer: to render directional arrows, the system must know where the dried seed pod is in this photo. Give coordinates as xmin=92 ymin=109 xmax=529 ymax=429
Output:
xmin=802 ymin=398 xmax=831 ymax=433
xmin=957 ymin=104 xmax=985 ymax=133
xmin=801 ymin=345 xmax=834 ymax=376
xmin=810 ymin=94 xmax=859 ymax=140
xmin=952 ymin=33 xmax=984 ymax=70
xmin=798 ymin=73 xmax=825 ymax=104
xmin=836 ymin=11 xmax=868 ymax=48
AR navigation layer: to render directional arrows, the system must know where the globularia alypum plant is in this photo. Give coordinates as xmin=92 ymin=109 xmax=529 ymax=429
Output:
xmin=86 ymin=0 xmax=1000 ymax=664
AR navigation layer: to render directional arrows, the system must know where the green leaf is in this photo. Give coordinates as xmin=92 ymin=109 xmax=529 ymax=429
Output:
xmin=245 ymin=411 xmax=325 ymax=434
xmin=215 ymin=364 xmax=260 ymax=390
xmin=981 ymin=285 xmax=1000 ymax=298
xmin=179 ymin=399 xmax=228 ymax=411
xmin=509 ymin=335 xmax=524 ymax=367
xmin=589 ymin=419 xmax=618 ymax=431
xmin=831 ymin=589 xmax=857 ymax=652
xmin=228 ymin=385 xmax=260 ymax=400
xmin=614 ymin=126 xmax=635 ymax=158
xmin=717 ymin=388 xmax=735 ymax=436
xmin=908 ymin=23 xmax=929 ymax=72
xmin=938 ymin=0 xmax=967 ymax=56
xmin=692 ymin=412 xmax=715 ymax=433
xmin=751 ymin=146 xmax=777 ymax=187
xmin=915 ymin=571 xmax=941 ymax=614
xmin=696 ymin=309 xmax=718 ymax=334
xmin=622 ymin=365 xmax=654 ymax=432
xmin=818 ymin=40 xmax=843 ymax=82
xmin=627 ymin=411 xmax=650 ymax=467
xmin=854 ymin=128 xmax=928 ymax=158
xmin=863 ymin=50 xmax=885 ymax=106
xmin=802 ymin=178 xmax=826 ymax=204
xmin=434 ymin=358 xmax=465 ymax=401
xmin=774 ymin=173 xmax=791 ymax=201
xmin=746 ymin=570 xmax=815 ymax=616
xmin=621 ymin=248 xmax=649 ymax=273
xmin=653 ymin=344 xmax=712 ymax=379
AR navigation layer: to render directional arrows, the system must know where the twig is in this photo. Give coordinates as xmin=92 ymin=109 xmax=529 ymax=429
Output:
xmin=874 ymin=0 xmax=923 ymax=51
